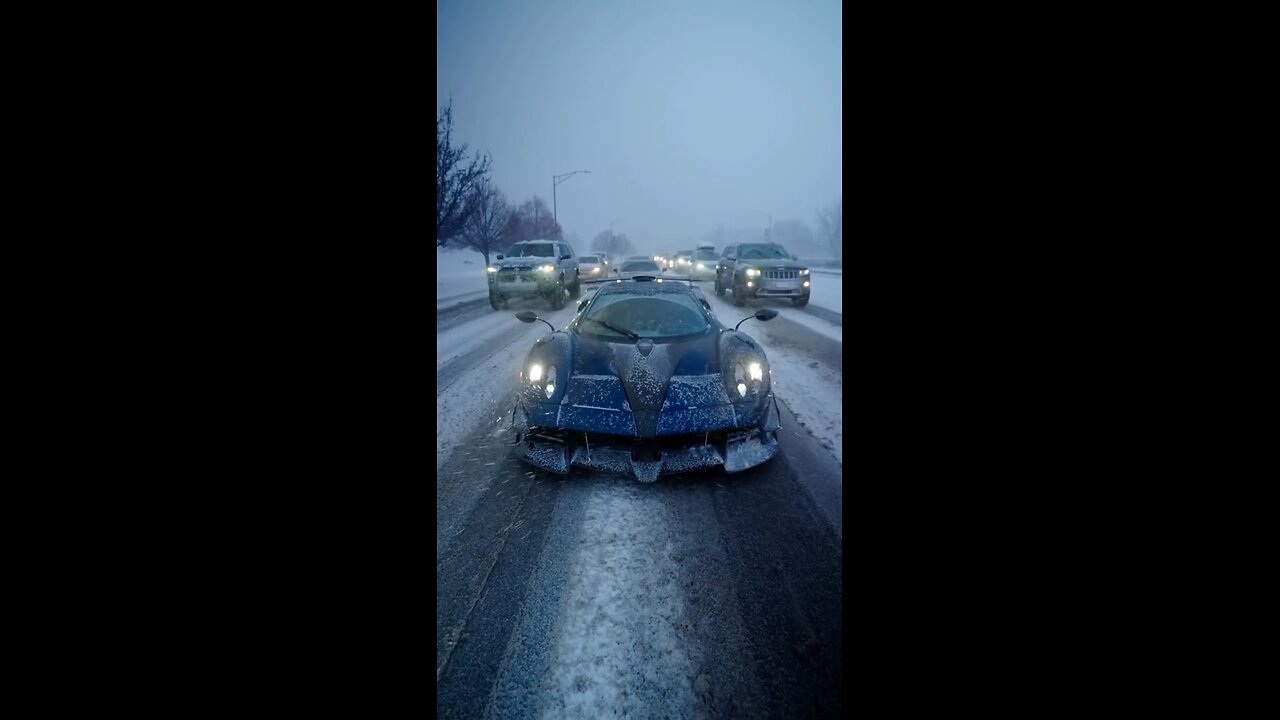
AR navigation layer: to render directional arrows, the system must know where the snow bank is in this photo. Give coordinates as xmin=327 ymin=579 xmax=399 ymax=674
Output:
xmin=437 ymin=246 xmax=491 ymax=308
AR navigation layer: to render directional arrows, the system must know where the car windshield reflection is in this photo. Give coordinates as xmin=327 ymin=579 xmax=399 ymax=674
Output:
xmin=578 ymin=295 xmax=710 ymax=340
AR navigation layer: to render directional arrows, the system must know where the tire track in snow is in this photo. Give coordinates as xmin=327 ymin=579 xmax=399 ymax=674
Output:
xmin=538 ymin=481 xmax=699 ymax=719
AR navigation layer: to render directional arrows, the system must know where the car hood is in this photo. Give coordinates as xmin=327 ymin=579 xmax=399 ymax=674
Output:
xmin=569 ymin=331 xmax=720 ymax=436
xmin=737 ymin=258 xmax=802 ymax=269
xmin=494 ymin=256 xmax=554 ymax=269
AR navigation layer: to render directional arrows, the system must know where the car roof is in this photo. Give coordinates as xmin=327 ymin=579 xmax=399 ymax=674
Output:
xmin=595 ymin=278 xmax=697 ymax=294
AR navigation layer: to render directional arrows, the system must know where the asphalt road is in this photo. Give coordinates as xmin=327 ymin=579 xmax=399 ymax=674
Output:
xmin=436 ymin=285 xmax=843 ymax=719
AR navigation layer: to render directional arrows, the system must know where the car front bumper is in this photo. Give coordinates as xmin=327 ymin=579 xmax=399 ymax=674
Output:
xmin=491 ymin=273 xmax=559 ymax=295
xmin=512 ymin=394 xmax=782 ymax=482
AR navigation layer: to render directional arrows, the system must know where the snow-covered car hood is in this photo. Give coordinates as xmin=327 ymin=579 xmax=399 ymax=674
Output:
xmin=736 ymin=258 xmax=804 ymax=269
xmin=494 ymin=256 xmax=555 ymax=269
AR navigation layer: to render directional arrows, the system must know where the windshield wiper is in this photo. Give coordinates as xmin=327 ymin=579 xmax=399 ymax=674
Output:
xmin=580 ymin=317 xmax=640 ymax=341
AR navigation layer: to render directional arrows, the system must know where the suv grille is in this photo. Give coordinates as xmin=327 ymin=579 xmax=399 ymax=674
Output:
xmin=498 ymin=267 xmax=537 ymax=281
xmin=763 ymin=269 xmax=798 ymax=279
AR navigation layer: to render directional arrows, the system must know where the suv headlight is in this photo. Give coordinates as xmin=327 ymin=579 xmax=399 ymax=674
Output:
xmin=799 ymin=268 xmax=809 ymax=276
xmin=486 ymin=266 xmax=499 ymax=273
xmin=744 ymin=268 xmax=761 ymax=277
xmin=537 ymin=264 xmax=555 ymax=273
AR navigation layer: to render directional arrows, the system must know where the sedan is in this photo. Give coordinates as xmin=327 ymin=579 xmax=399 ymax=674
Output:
xmin=577 ymin=254 xmax=608 ymax=279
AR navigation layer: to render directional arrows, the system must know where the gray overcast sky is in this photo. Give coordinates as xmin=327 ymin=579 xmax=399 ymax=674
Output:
xmin=437 ymin=0 xmax=841 ymax=254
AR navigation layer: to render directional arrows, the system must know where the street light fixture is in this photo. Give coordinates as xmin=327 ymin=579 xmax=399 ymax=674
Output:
xmin=552 ymin=170 xmax=591 ymax=226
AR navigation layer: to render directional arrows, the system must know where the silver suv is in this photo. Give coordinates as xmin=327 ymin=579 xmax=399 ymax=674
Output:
xmin=714 ymin=242 xmax=811 ymax=307
xmin=487 ymin=239 xmax=581 ymax=310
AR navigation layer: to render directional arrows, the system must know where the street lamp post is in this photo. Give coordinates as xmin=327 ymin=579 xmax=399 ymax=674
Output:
xmin=552 ymin=169 xmax=592 ymax=228
xmin=755 ymin=210 xmax=773 ymax=241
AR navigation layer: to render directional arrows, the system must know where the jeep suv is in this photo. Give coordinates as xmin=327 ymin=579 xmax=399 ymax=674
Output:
xmin=487 ymin=240 xmax=581 ymax=310
xmin=714 ymin=242 xmax=810 ymax=307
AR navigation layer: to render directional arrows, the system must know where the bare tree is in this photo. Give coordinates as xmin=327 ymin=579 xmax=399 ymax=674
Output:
xmin=437 ymin=100 xmax=492 ymax=247
xmin=702 ymin=225 xmax=727 ymax=249
xmin=770 ymin=218 xmax=816 ymax=255
xmin=461 ymin=181 xmax=510 ymax=265
xmin=591 ymin=229 xmax=635 ymax=258
xmin=503 ymin=196 xmax=562 ymax=244
xmin=815 ymin=199 xmax=842 ymax=261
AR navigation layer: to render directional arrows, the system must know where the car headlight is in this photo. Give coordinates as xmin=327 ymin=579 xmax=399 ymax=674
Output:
xmin=696 ymin=263 xmax=705 ymax=269
xmin=528 ymin=363 xmax=543 ymax=383
xmin=537 ymin=264 xmax=555 ymax=273
xmin=744 ymin=268 xmax=760 ymax=277
xmin=545 ymin=365 xmax=557 ymax=398
xmin=487 ymin=266 xmax=498 ymax=273
xmin=732 ymin=358 xmax=768 ymax=397
xmin=799 ymin=268 xmax=809 ymax=276
xmin=591 ymin=267 xmax=599 ymax=273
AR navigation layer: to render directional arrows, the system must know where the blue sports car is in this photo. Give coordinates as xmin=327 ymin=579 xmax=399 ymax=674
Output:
xmin=510 ymin=275 xmax=782 ymax=482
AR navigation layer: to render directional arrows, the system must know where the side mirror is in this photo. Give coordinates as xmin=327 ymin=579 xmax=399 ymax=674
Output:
xmin=496 ymin=254 xmax=504 ymax=260
xmin=735 ymin=308 xmax=778 ymax=330
xmin=578 ymin=298 xmax=589 ymax=312
xmin=515 ymin=310 xmax=556 ymax=333
xmin=792 ymin=254 xmax=799 ymax=261
xmin=561 ymin=254 xmax=571 ymax=260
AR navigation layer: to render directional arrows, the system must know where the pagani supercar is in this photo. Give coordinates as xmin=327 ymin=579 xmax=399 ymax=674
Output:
xmin=510 ymin=275 xmax=781 ymax=482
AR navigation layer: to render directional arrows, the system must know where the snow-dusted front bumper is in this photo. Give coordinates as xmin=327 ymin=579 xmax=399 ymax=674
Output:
xmin=515 ymin=427 xmax=779 ymax=483
xmin=512 ymin=393 xmax=782 ymax=482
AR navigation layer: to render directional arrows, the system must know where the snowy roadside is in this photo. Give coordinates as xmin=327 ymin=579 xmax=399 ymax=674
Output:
xmin=436 ymin=304 xmax=578 ymax=469
xmin=438 ymin=247 xmax=491 ymax=311
xmin=765 ymin=342 xmax=842 ymax=465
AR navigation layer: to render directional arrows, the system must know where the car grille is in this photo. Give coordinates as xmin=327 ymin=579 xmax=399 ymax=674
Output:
xmin=763 ymin=269 xmax=798 ymax=279
xmin=498 ymin=267 xmax=537 ymax=282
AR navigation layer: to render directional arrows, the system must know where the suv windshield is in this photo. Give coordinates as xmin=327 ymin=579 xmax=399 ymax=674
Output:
xmin=504 ymin=242 xmax=555 ymax=258
xmin=737 ymin=244 xmax=790 ymax=260
xmin=579 ymin=255 xmax=599 ymax=263
xmin=695 ymin=249 xmax=718 ymax=261
xmin=580 ymin=293 xmax=711 ymax=340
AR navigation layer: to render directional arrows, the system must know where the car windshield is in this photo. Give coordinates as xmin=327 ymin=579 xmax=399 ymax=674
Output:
xmin=579 ymin=255 xmax=599 ymax=263
xmin=737 ymin=244 xmax=791 ymax=259
xmin=695 ymin=249 xmax=718 ymax=261
xmin=621 ymin=260 xmax=660 ymax=273
xmin=580 ymin=292 xmax=711 ymax=340
xmin=504 ymin=242 xmax=555 ymax=258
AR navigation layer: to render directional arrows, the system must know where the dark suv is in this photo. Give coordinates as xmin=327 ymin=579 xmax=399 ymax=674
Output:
xmin=714 ymin=242 xmax=810 ymax=307
xmin=487 ymin=240 xmax=581 ymax=310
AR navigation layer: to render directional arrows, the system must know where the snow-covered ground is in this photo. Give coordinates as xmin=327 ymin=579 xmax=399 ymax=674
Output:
xmin=437 ymin=246 xmax=491 ymax=309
